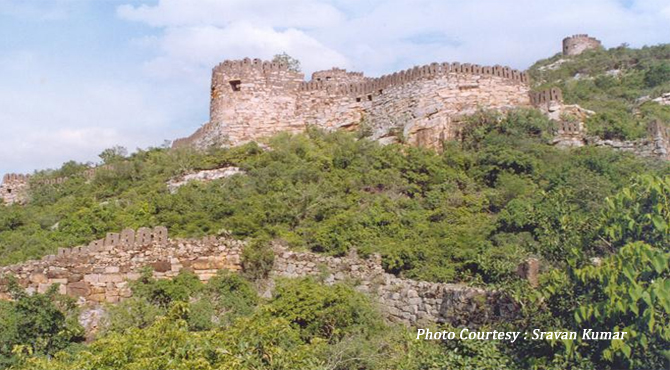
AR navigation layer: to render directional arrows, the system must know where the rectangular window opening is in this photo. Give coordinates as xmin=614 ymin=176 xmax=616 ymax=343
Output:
xmin=355 ymin=97 xmax=362 ymax=102
xmin=229 ymin=80 xmax=242 ymax=92
xmin=367 ymin=94 xmax=373 ymax=101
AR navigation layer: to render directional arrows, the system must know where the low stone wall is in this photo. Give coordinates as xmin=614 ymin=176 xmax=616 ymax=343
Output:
xmin=0 ymin=227 xmax=242 ymax=303
xmin=272 ymin=246 xmax=517 ymax=326
xmin=1 ymin=165 xmax=112 ymax=206
xmin=0 ymin=229 xmax=517 ymax=327
xmin=585 ymin=136 xmax=669 ymax=160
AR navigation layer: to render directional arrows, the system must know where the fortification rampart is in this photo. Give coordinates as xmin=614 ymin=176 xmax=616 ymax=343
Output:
xmin=0 ymin=228 xmax=518 ymax=327
xmin=174 ymin=58 xmax=531 ymax=150
xmin=0 ymin=174 xmax=31 ymax=205
xmin=551 ymin=118 xmax=670 ymax=159
xmin=1 ymin=165 xmax=110 ymax=206
xmin=530 ymin=87 xmax=563 ymax=107
xmin=562 ymin=34 xmax=602 ymax=56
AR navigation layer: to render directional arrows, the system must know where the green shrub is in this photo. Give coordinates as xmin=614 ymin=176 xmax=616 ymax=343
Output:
xmin=241 ymin=237 xmax=275 ymax=280
xmin=265 ymin=278 xmax=383 ymax=342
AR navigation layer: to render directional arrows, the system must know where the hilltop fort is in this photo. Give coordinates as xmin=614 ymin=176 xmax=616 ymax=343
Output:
xmin=172 ymin=59 xmax=541 ymax=150
xmin=562 ymin=34 xmax=603 ymax=56
xmin=2 ymin=35 xmax=668 ymax=206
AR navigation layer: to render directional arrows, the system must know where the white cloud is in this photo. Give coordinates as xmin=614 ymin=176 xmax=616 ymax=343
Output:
xmin=0 ymin=51 xmax=193 ymax=173
xmin=144 ymin=23 xmax=350 ymax=79
xmin=1 ymin=0 xmax=669 ymax=174
xmin=119 ymin=0 xmax=670 ymax=79
xmin=117 ymin=0 xmax=345 ymax=29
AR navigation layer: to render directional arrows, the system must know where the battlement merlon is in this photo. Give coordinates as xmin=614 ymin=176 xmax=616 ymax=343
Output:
xmin=195 ymin=57 xmax=532 ymax=149
xmin=2 ymin=173 xmax=31 ymax=185
xmin=211 ymin=57 xmax=530 ymax=98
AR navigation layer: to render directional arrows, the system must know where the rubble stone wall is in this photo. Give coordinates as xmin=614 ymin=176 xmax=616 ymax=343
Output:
xmin=173 ymin=58 xmax=531 ymax=151
xmin=1 ymin=165 xmax=110 ymax=206
xmin=0 ymin=227 xmax=242 ymax=304
xmin=272 ymin=246 xmax=517 ymax=326
xmin=0 ymin=174 xmax=31 ymax=205
xmin=0 ymin=228 xmax=516 ymax=327
xmin=551 ymin=119 xmax=670 ymax=159
xmin=562 ymin=34 xmax=602 ymax=56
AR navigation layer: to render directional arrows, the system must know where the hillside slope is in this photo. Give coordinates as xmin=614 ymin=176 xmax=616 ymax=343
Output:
xmin=529 ymin=43 xmax=670 ymax=140
xmin=0 ymin=45 xmax=669 ymax=370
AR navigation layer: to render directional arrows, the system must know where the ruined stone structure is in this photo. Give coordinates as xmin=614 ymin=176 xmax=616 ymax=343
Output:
xmin=0 ymin=174 xmax=31 ymax=205
xmin=0 ymin=227 xmax=518 ymax=327
xmin=1 ymin=166 xmax=106 ymax=206
xmin=173 ymin=58 xmax=531 ymax=150
xmin=550 ymin=119 xmax=670 ymax=159
xmin=562 ymin=34 xmax=602 ymax=56
xmin=585 ymin=120 xmax=670 ymax=159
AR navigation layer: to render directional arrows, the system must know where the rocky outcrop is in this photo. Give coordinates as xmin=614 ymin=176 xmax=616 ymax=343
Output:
xmin=652 ymin=93 xmax=670 ymax=106
xmin=167 ymin=166 xmax=244 ymax=193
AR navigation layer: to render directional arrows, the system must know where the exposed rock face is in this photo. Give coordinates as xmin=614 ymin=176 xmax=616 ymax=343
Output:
xmin=0 ymin=227 xmax=518 ymax=328
xmin=173 ymin=58 xmax=531 ymax=151
xmin=562 ymin=34 xmax=602 ymax=56
xmin=167 ymin=166 xmax=244 ymax=193
xmin=652 ymin=93 xmax=670 ymax=106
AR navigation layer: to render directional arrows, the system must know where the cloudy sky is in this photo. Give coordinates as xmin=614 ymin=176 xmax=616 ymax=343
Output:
xmin=1 ymin=0 xmax=669 ymax=174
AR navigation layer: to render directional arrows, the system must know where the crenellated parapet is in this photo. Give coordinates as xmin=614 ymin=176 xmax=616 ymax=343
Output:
xmin=0 ymin=227 xmax=244 ymax=304
xmin=0 ymin=227 xmax=519 ymax=327
xmin=296 ymin=61 xmax=528 ymax=97
xmin=530 ymin=87 xmax=563 ymax=107
xmin=1 ymin=165 xmax=114 ymax=206
xmin=0 ymin=174 xmax=31 ymax=205
xmin=176 ymin=57 xmax=533 ymax=149
xmin=311 ymin=68 xmax=367 ymax=85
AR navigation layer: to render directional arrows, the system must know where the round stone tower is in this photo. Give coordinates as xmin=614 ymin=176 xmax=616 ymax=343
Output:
xmin=562 ymin=34 xmax=602 ymax=56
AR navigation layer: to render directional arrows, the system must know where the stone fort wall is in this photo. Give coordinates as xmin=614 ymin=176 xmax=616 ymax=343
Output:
xmin=562 ymin=34 xmax=602 ymax=56
xmin=0 ymin=227 xmax=517 ymax=327
xmin=173 ymin=58 xmax=532 ymax=150
xmin=1 ymin=166 xmax=108 ymax=206
xmin=552 ymin=119 xmax=670 ymax=160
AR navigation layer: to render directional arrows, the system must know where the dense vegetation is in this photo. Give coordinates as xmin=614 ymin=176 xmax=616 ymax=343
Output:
xmin=529 ymin=43 xmax=670 ymax=140
xmin=1 ymin=45 xmax=669 ymax=369
xmin=1 ymin=176 xmax=668 ymax=369
xmin=1 ymin=110 xmax=667 ymax=285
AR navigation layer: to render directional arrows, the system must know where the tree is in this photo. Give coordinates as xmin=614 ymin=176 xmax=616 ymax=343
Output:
xmin=272 ymin=52 xmax=301 ymax=72
xmin=98 ymin=146 xmax=127 ymax=165
xmin=644 ymin=63 xmax=670 ymax=87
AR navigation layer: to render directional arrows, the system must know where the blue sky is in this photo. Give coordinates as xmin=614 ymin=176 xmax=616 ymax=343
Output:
xmin=1 ymin=0 xmax=669 ymax=174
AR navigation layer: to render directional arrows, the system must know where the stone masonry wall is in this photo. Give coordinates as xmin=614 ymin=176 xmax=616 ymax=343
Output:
xmin=1 ymin=165 xmax=109 ymax=206
xmin=562 ymin=34 xmax=602 ymax=56
xmin=0 ymin=227 xmax=242 ymax=304
xmin=0 ymin=228 xmax=516 ymax=327
xmin=272 ymin=246 xmax=517 ymax=327
xmin=551 ymin=119 xmax=670 ymax=160
xmin=173 ymin=58 xmax=531 ymax=151
xmin=0 ymin=174 xmax=31 ymax=205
